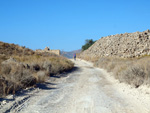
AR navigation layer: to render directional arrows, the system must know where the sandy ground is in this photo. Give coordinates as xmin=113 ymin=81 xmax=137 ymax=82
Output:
xmin=0 ymin=59 xmax=150 ymax=113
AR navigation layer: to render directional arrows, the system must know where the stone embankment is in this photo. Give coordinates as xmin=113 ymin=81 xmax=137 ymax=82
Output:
xmin=80 ymin=29 xmax=150 ymax=58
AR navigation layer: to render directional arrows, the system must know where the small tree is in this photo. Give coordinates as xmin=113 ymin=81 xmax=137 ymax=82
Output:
xmin=82 ymin=39 xmax=96 ymax=51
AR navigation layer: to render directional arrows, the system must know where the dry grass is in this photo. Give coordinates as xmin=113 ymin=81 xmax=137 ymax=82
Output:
xmin=0 ymin=59 xmax=36 ymax=97
xmin=0 ymin=55 xmax=8 ymax=64
xmin=78 ymin=55 xmax=99 ymax=62
xmin=93 ymin=56 xmax=150 ymax=88
xmin=0 ymin=42 xmax=74 ymax=97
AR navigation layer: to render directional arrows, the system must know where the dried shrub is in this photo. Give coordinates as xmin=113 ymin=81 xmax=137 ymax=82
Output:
xmin=94 ymin=56 xmax=150 ymax=87
xmin=120 ymin=65 xmax=146 ymax=87
xmin=0 ymin=58 xmax=37 ymax=96
xmin=36 ymin=71 xmax=47 ymax=83
xmin=0 ymin=41 xmax=74 ymax=97
xmin=0 ymin=55 xmax=8 ymax=64
xmin=0 ymin=56 xmax=74 ymax=97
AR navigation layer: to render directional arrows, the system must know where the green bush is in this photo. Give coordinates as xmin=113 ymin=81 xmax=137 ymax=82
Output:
xmin=82 ymin=39 xmax=96 ymax=51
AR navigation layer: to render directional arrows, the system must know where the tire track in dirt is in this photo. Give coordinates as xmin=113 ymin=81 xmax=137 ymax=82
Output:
xmin=1 ymin=59 xmax=150 ymax=113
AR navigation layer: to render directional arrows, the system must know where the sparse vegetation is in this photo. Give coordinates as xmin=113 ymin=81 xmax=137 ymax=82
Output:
xmin=79 ymin=30 xmax=150 ymax=88
xmin=0 ymin=41 xmax=74 ymax=97
xmin=94 ymin=56 xmax=150 ymax=88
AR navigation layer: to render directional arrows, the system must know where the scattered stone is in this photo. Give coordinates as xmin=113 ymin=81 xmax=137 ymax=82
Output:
xmin=2 ymin=100 xmax=7 ymax=105
xmin=80 ymin=29 xmax=150 ymax=58
xmin=6 ymin=95 xmax=14 ymax=100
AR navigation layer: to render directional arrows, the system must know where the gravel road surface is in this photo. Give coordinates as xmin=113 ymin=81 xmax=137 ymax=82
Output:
xmin=1 ymin=59 xmax=150 ymax=113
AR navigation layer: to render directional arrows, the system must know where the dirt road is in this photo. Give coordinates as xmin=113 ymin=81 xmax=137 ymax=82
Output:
xmin=1 ymin=59 xmax=150 ymax=113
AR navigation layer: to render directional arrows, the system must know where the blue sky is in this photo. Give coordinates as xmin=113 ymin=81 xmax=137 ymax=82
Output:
xmin=0 ymin=0 xmax=150 ymax=51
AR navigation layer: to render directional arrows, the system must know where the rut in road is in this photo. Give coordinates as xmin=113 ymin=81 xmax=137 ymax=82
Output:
xmin=8 ymin=59 xmax=150 ymax=113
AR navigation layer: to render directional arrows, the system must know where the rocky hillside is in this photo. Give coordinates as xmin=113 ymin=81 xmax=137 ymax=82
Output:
xmin=80 ymin=29 xmax=150 ymax=58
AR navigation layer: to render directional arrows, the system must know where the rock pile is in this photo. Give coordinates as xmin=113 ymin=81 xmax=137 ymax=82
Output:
xmin=80 ymin=29 xmax=150 ymax=58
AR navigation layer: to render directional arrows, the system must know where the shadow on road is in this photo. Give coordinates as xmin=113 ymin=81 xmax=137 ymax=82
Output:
xmin=50 ymin=66 xmax=80 ymax=78
xmin=0 ymin=66 xmax=79 ymax=105
xmin=36 ymin=83 xmax=57 ymax=90
xmin=0 ymin=82 xmax=57 ymax=102
xmin=0 ymin=98 xmax=14 ymax=102
xmin=66 ymin=66 xmax=80 ymax=73
xmin=61 ymin=66 xmax=80 ymax=77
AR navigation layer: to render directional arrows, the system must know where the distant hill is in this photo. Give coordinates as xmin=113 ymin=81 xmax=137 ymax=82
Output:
xmin=61 ymin=49 xmax=81 ymax=58
xmin=80 ymin=29 xmax=150 ymax=58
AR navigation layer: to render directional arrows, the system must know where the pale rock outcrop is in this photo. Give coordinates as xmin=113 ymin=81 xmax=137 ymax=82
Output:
xmin=80 ymin=30 xmax=150 ymax=58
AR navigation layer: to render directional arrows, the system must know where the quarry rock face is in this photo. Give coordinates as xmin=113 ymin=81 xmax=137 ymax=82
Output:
xmin=80 ymin=30 xmax=150 ymax=58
